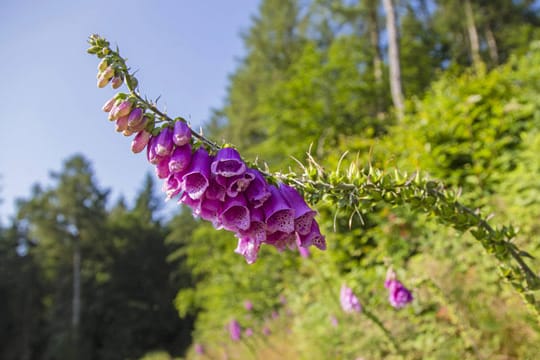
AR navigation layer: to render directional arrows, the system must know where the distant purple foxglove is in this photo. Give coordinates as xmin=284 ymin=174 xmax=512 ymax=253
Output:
xmin=228 ymin=319 xmax=241 ymax=341
xmin=194 ymin=343 xmax=204 ymax=355
xmin=279 ymin=183 xmax=316 ymax=235
xmin=340 ymin=284 xmax=362 ymax=313
xmin=385 ymin=279 xmax=413 ymax=309
xmin=262 ymin=185 xmax=295 ymax=234
xmin=244 ymin=300 xmax=253 ymax=311
xmin=211 ymin=148 xmax=246 ymax=177
xmin=181 ymin=148 xmax=212 ymax=200
xmin=173 ymin=120 xmax=192 ymax=146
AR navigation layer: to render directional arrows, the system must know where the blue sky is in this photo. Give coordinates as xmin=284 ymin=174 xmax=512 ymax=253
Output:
xmin=0 ymin=0 xmax=260 ymax=221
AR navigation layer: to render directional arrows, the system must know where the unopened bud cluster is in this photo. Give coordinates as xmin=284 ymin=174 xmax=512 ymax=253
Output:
xmin=101 ymin=94 xmax=152 ymax=139
xmin=88 ymin=35 xmax=126 ymax=90
xmin=91 ymin=35 xmax=325 ymax=263
xmin=96 ymin=58 xmax=124 ymax=89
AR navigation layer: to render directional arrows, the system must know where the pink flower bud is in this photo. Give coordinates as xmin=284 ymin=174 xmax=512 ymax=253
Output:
xmin=115 ymin=115 xmax=129 ymax=132
xmin=108 ymin=100 xmax=121 ymax=120
xmin=122 ymin=128 xmax=135 ymax=137
xmin=97 ymin=74 xmax=109 ymax=88
xmin=111 ymin=100 xmax=132 ymax=119
xmin=129 ymin=116 xmax=147 ymax=133
xmin=173 ymin=121 xmax=192 ymax=146
xmin=111 ymin=76 xmax=123 ymax=89
xmin=102 ymin=96 xmax=116 ymax=112
xmin=102 ymin=65 xmax=114 ymax=80
xmin=97 ymin=59 xmax=108 ymax=71
xmin=127 ymin=108 xmax=144 ymax=129
xmin=155 ymin=127 xmax=174 ymax=156
xmin=147 ymin=136 xmax=162 ymax=165
xmin=131 ymin=130 xmax=152 ymax=153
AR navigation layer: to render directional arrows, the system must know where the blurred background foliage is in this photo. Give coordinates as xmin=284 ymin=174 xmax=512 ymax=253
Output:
xmin=2 ymin=0 xmax=540 ymax=359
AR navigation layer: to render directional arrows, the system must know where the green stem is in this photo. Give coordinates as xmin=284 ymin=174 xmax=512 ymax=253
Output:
xmin=274 ymin=168 xmax=540 ymax=317
xmin=363 ymin=308 xmax=402 ymax=354
xmin=418 ymin=278 xmax=480 ymax=357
